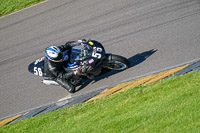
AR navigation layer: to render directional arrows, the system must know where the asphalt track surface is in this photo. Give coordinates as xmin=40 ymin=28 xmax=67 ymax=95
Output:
xmin=0 ymin=0 xmax=200 ymax=119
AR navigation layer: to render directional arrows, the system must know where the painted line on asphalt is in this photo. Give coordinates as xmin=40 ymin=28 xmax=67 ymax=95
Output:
xmin=0 ymin=114 xmax=23 ymax=127
xmin=87 ymin=64 xmax=189 ymax=102
xmin=58 ymin=94 xmax=72 ymax=102
xmin=0 ymin=64 xmax=191 ymax=126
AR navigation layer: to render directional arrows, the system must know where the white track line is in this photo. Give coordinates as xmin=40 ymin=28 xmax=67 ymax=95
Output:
xmin=58 ymin=94 xmax=72 ymax=102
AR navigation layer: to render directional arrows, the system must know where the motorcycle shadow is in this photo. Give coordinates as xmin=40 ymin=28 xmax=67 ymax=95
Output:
xmin=76 ymin=49 xmax=157 ymax=92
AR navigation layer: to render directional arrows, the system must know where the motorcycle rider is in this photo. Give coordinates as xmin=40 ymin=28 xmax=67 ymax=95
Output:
xmin=45 ymin=39 xmax=86 ymax=93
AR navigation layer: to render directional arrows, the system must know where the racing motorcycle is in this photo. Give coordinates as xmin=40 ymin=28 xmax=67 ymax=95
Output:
xmin=28 ymin=40 xmax=130 ymax=91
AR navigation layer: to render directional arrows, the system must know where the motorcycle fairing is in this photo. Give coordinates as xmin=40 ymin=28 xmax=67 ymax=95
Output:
xmin=28 ymin=57 xmax=45 ymax=77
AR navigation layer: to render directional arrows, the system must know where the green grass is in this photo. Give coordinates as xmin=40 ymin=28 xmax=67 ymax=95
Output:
xmin=0 ymin=0 xmax=45 ymax=17
xmin=1 ymin=71 xmax=200 ymax=133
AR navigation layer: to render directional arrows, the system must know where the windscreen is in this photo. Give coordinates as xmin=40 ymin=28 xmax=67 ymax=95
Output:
xmin=70 ymin=45 xmax=93 ymax=63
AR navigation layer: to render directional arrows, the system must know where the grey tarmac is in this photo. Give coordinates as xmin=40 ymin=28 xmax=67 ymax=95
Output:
xmin=0 ymin=0 xmax=200 ymax=118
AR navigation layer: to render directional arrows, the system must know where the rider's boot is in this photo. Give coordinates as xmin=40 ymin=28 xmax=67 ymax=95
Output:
xmin=56 ymin=78 xmax=75 ymax=93
xmin=56 ymin=72 xmax=76 ymax=93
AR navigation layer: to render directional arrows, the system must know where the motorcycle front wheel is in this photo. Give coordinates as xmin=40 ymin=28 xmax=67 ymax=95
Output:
xmin=103 ymin=54 xmax=130 ymax=70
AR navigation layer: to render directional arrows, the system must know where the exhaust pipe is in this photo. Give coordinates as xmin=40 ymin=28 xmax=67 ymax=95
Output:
xmin=41 ymin=79 xmax=59 ymax=86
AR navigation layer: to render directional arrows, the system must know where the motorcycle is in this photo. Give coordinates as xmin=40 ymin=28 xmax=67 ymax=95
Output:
xmin=28 ymin=40 xmax=130 ymax=92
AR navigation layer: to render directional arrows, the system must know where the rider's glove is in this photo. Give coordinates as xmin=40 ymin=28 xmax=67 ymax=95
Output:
xmin=76 ymin=39 xmax=87 ymax=45
xmin=77 ymin=39 xmax=87 ymax=43
xmin=73 ymin=67 xmax=82 ymax=75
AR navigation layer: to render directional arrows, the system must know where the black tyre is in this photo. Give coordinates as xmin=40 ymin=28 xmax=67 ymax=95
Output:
xmin=103 ymin=54 xmax=130 ymax=70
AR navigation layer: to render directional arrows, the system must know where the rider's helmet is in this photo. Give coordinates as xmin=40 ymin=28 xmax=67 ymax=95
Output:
xmin=45 ymin=46 xmax=64 ymax=62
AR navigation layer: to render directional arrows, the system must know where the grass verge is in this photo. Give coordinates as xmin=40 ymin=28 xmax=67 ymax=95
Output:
xmin=0 ymin=0 xmax=45 ymax=17
xmin=1 ymin=71 xmax=200 ymax=133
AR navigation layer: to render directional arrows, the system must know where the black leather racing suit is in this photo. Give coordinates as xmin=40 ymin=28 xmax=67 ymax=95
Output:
xmin=46 ymin=41 xmax=79 ymax=93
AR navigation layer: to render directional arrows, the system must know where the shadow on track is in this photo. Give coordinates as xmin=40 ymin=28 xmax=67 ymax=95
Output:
xmin=76 ymin=49 xmax=157 ymax=92
xmin=129 ymin=49 xmax=157 ymax=67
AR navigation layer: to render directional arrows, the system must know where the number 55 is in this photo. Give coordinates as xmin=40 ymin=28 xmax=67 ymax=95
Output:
xmin=92 ymin=47 xmax=102 ymax=59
